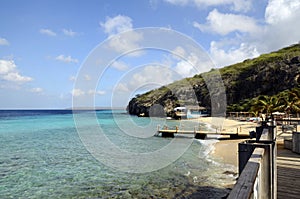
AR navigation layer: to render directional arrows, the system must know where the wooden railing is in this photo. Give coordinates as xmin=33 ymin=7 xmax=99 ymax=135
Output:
xmin=228 ymin=126 xmax=277 ymax=199
xmin=292 ymin=132 xmax=300 ymax=154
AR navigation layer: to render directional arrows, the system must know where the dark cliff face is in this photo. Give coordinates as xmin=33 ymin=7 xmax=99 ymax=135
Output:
xmin=127 ymin=44 xmax=300 ymax=116
xmin=222 ymin=55 xmax=300 ymax=105
xmin=127 ymin=89 xmax=185 ymax=117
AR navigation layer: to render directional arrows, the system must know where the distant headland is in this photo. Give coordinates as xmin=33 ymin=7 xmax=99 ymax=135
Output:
xmin=127 ymin=43 xmax=300 ymax=118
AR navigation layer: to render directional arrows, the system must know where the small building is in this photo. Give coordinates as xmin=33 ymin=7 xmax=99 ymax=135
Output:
xmin=186 ymin=106 xmax=210 ymax=119
xmin=173 ymin=107 xmax=187 ymax=119
xmin=173 ymin=106 xmax=209 ymax=119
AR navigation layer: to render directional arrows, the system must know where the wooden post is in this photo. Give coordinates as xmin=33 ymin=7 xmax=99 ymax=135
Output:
xmin=162 ymin=132 xmax=174 ymax=138
xmin=195 ymin=133 xmax=206 ymax=139
xmin=156 ymin=125 xmax=160 ymax=136
xmin=292 ymin=132 xmax=300 ymax=154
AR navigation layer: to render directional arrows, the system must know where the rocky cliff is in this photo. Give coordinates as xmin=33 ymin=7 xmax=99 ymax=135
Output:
xmin=127 ymin=44 xmax=300 ymax=116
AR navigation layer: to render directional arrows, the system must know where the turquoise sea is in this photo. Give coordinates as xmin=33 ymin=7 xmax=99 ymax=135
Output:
xmin=0 ymin=110 xmax=235 ymax=198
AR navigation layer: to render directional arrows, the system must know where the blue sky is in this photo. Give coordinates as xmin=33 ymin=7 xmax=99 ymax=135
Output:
xmin=0 ymin=0 xmax=299 ymax=109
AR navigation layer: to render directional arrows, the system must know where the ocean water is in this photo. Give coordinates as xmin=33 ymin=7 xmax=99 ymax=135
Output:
xmin=0 ymin=110 xmax=236 ymax=198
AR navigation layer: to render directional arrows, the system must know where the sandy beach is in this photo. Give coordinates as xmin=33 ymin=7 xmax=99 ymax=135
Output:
xmin=198 ymin=117 xmax=260 ymax=167
xmin=197 ymin=117 xmax=259 ymax=136
xmin=203 ymin=117 xmax=300 ymax=198
xmin=211 ymin=139 xmax=243 ymax=167
xmin=194 ymin=117 xmax=260 ymax=192
xmin=204 ymin=117 xmax=294 ymax=167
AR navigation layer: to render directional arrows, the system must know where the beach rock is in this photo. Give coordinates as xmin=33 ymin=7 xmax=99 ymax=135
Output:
xmin=185 ymin=186 xmax=231 ymax=199
xmin=223 ymin=171 xmax=237 ymax=176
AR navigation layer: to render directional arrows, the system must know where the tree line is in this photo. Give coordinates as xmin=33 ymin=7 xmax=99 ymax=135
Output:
xmin=227 ymin=87 xmax=300 ymax=121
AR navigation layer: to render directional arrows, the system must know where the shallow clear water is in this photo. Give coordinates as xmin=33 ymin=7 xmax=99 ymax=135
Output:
xmin=0 ymin=110 xmax=235 ymax=198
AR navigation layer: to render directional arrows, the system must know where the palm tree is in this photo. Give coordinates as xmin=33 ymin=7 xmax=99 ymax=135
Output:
xmin=250 ymin=109 xmax=260 ymax=118
xmin=280 ymin=88 xmax=300 ymax=118
xmin=251 ymin=95 xmax=281 ymax=122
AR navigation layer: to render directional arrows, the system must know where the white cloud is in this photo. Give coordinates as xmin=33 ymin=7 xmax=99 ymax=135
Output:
xmin=59 ymin=93 xmax=69 ymax=100
xmin=174 ymin=60 xmax=195 ymax=77
xmin=259 ymin=11 xmax=300 ymax=52
xmin=174 ymin=52 xmax=202 ymax=76
xmin=164 ymin=0 xmax=252 ymax=12
xmin=172 ymin=46 xmax=186 ymax=59
xmin=0 ymin=60 xmax=33 ymax=83
xmin=3 ymin=72 xmax=33 ymax=82
xmin=69 ymin=75 xmax=76 ymax=81
xmin=107 ymin=31 xmax=143 ymax=55
xmin=39 ymin=28 xmax=57 ymax=36
xmin=111 ymin=60 xmax=129 ymax=71
xmin=265 ymin=0 xmax=300 ymax=25
xmin=115 ymin=65 xmax=176 ymax=93
xmin=71 ymin=89 xmax=85 ymax=97
xmin=30 ymin=87 xmax=43 ymax=93
xmin=100 ymin=15 xmax=143 ymax=56
xmin=149 ymin=0 xmax=159 ymax=9
xmin=209 ymin=41 xmax=259 ymax=67
xmin=258 ymin=0 xmax=300 ymax=51
xmin=170 ymin=46 xmax=214 ymax=75
xmin=97 ymin=91 xmax=106 ymax=95
xmin=115 ymin=83 xmax=130 ymax=92
xmin=100 ymin=15 xmax=133 ymax=36
xmin=164 ymin=0 xmax=188 ymax=6
xmin=206 ymin=0 xmax=300 ymax=65
xmin=193 ymin=9 xmax=258 ymax=35
xmin=84 ymin=74 xmax=91 ymax=81
xmin=55 ymin=55 xmax=78 ymax=64
xmin=0 ymin=60 xmax=16 ymax=74
xmin=62 ymin=29 xmax=77 ymax=36
xmin=88 ymin=90 xmax=106 ymax=95
xmin=203 ymin=0 xmax=300 ymax=68
xmin=0 ymin=37 xmax=9 ymax=46
xmin=133 ymin=65 xmax=174 ymax=90
xmin=71 ymin=89 xmax=105 ymax=97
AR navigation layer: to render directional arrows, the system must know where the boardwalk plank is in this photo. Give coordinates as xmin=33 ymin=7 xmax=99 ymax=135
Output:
xmin=277 ymin=147 xmax=300 ymax=199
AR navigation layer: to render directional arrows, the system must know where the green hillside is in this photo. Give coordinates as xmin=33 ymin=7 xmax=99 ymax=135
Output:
xmin=127 ymin=44 xmax=300 ymax=117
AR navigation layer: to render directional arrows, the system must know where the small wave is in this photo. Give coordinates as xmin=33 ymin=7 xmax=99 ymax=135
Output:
xmin=194 ymin=139 xmax=219 ymax=162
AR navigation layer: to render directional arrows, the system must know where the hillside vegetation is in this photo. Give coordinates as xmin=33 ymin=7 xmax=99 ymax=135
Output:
xmin=127 ymin=44 xmax=300 ymax=117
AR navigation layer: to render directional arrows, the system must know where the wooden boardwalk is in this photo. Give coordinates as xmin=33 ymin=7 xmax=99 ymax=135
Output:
xmin=156 ymin=128 xmax=240 ymax=139
xmin=277 ymin=144 xmax=300 ymax=199
xmin=157 ymin=129 xmax=237 ymax=135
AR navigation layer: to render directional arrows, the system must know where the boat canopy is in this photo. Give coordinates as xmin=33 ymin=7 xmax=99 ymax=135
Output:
xmin=174 ymin=107 xmax=186 ymax=111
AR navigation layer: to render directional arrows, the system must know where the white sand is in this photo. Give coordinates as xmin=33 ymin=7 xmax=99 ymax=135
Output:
xmin=195 ymin=117 xmax=259 ymax=167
